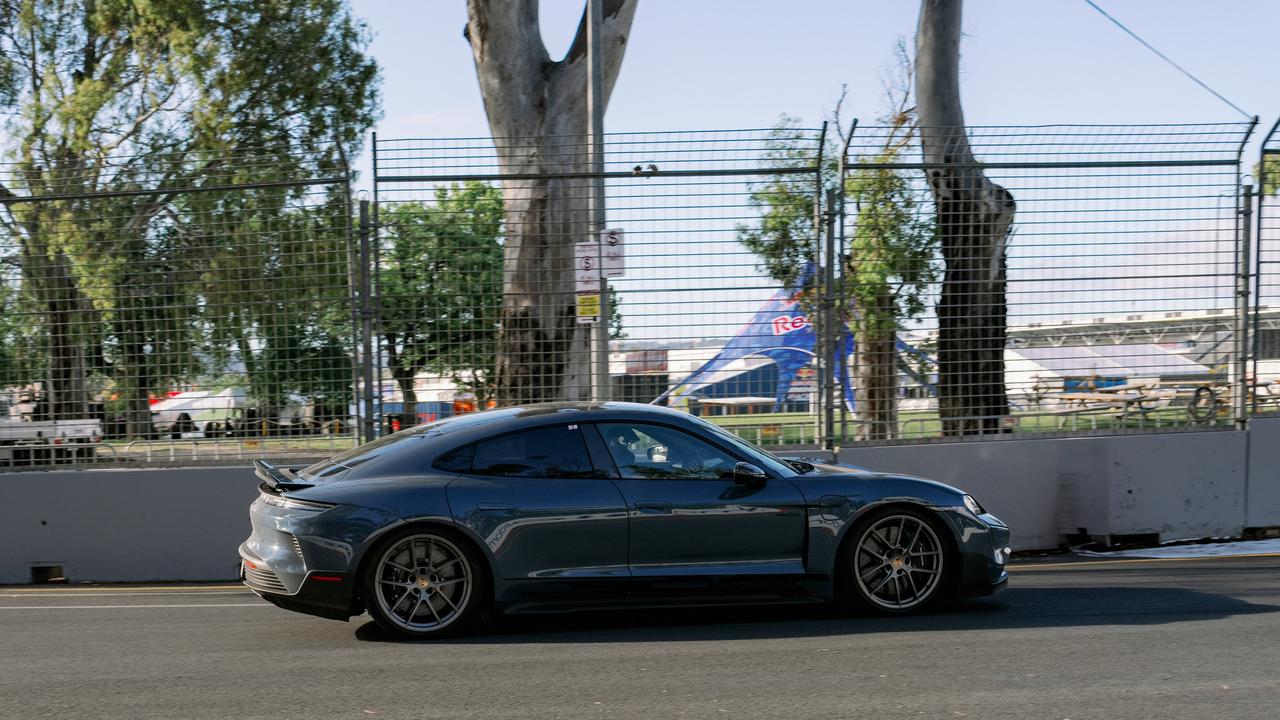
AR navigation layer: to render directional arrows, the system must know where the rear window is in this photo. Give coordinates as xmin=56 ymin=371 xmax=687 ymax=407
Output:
xmin=298 ymin=424 xmax=440 ymax=480
xmin=458 ymin=425 xmax=596 ymax=478
xmin=297 ymin=408 xmax=531 ymax=480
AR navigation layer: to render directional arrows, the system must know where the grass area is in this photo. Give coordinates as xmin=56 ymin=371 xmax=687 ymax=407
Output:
xmin=706 ymin=405 xmax=1218 ymax=445
xmin=101 ymin=434 xmax=357 ymax=461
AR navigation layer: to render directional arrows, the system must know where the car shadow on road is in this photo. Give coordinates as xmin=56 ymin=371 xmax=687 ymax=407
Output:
xmin=353 ymin=585 xmax=1278 ymax=644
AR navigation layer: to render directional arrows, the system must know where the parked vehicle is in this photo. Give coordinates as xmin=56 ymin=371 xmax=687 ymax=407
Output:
xmin=0 ymin=417 xmax=101 ymax=466
xmin=240 ymin=402 xmax=1010 ymax=639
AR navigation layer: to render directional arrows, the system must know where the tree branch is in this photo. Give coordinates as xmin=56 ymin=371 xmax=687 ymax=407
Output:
xmin=553 ymin=0 xmax=637 ymax=107
xmin=464 ymin=0 xmax=549 ymax=139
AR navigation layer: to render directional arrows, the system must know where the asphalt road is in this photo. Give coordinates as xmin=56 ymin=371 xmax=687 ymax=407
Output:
xmin=2 ymin=556 xmax=1278 ymax=720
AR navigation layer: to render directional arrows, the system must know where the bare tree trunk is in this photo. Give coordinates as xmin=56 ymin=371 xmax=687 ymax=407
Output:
xmin=20 ymin=228 xmax=92 ymax=420
xmin=392 ymin=369 xmax=418 ymax=428
xmin=465 ymin=0 xmax=636 ymax=404
xmin=916 ymin=0 xmax=1015 ymax=435
xmin=116 ymin=288 xmax=157 ymax=439
xmin=853 ymin=288 xmax=899 ymax=440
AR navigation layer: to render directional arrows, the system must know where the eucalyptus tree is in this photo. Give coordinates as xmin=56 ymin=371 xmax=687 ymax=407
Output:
xmin=0 ymin=0 xmax=377 ymax=435
xmin=916 ymin=0 xmax=1016 ymax=435
xmin=464 ymin=0 xmax=637 ymax=404
xmin=739 ymin=110 xmax=936 ymax=441
xmin=379 ymin=183 xmax=505 ymax=428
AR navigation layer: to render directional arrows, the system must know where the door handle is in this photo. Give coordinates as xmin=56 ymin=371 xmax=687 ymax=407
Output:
xmin=635 ymin=502 xmax=673 ymax=513
xmin=478 ymin=503 xmax=517 ymax=515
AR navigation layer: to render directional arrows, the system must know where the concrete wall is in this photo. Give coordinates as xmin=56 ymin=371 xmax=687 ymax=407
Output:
xmin=1246 ymin=417 xmax=1280 ymax=528
xmin=2 ymin=426 xmax=1275 ymax=584
xmin=797 ymin=429 xmax=1248 ymax=551
xmin=0 ymin=467 xmax=259 ymax=584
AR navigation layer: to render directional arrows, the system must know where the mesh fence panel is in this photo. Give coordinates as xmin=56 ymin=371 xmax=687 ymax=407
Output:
xmin=1256 ymin=121 xmax=1280 ymax=414
xmin=375 ymin=122 xmax=1258 ymax=447
xmin=0 ymin=120 xmax=1270 ymax=470
xmin=841 ymin=122 xmax=1255 ymax=440
xmin=372 ymin=129 xmax=827 ymax=444
xmin=0 ymin=153 xmax=358 ymax=468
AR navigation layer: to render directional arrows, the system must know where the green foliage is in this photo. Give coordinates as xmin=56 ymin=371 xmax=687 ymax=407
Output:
xmin=737 ymin=115 xmax=937 ymax=332
xmin=607 ymin=285 xmax=626 ymax=341
xmin=845 ymin=130 xmax=938 ymax=336
xmin=380 ymin=183 xmax=506 ymax=399
xmin=738 ymin=117 xmax=830 ymax=297
xmin=0 ymin=0 xmax=379 ymax=427
xmin=1257 ymin=155 xmax=1280 ymax=196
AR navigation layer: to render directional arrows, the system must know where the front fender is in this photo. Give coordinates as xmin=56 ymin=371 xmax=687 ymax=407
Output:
xmin=799 ymin=473 xmax=968 ymax=582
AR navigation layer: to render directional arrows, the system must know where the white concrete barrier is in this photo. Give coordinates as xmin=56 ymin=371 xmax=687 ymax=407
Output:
xmin=1 ymin=427 xmax=1274 ymax=583
xmin=0 ymin=466 xmax=259 ymax=584
xmin=812 ymin=429 xmax=1247 ymax=550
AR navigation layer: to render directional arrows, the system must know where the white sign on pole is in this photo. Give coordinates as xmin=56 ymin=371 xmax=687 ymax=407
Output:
xmin=600 ymin=228 xmax=625 ymax=278
xmin=574 ymin=242 xmax=600 ymax=294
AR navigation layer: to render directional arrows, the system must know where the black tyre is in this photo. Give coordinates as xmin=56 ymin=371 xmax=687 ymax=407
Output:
xmin=1187 ymin=386 xmax=1219 ymax=423
xmin=361 ymin=526 xmax=485 ymax=639
xmin=839 ymin=507 xmax=955 ymax=613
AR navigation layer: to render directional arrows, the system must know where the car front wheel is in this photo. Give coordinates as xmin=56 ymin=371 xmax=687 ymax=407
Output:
xmin=843 ymin=508 xmax=953 ymax=613
xmin=362 ymin=528 xmax=482 ymax=639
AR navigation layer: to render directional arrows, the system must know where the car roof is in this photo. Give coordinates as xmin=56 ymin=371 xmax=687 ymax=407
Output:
xmin=433 ymin=401 xmax=696 ymax=435
xmin=306 ymin=402 xmax=711 ymax=481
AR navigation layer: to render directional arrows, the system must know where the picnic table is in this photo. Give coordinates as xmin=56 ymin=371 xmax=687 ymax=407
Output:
xmin=1047 ymin=391 xmax=1167 ymax=428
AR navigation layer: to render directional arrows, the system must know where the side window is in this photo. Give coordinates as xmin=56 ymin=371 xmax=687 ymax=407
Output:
xmin=433 ymin=444 xmax=475 ymax=473
xmin=596 ymin=423 xmax=739 ymax=480
xmin=470 ymin=426 xmax=596 ymax=479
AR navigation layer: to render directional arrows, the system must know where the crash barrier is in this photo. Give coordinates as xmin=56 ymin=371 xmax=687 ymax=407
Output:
xmin=4 ymin=421 xmax=1278 ymax=584
xmin=794 ymin=426 xmax=1254 ymax=551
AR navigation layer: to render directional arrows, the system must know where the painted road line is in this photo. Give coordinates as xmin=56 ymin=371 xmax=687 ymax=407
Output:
xmin=1014 ymin=552 xmax=1280 ymax=570
xmin=0 ymin=603 xmax=270 ymax=610
xmin=0 ymin=591 xmax=252 ymax=598
xmin=2 ymin=585 xmax=245 ymax=594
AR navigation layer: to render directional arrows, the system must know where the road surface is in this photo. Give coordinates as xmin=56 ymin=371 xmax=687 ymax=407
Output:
xmin=2 ymin=555 xmax=1277 ymax=719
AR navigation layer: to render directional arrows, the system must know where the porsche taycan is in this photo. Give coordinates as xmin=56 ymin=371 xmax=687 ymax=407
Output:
xmin=240 ymin=402 xmax=1010 ymax=638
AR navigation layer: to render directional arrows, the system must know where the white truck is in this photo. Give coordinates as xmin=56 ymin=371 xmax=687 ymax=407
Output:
xmin=0 ymin=417 xmax=102 ymax=466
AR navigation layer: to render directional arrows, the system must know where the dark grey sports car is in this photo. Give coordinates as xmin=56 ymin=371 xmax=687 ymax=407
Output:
xmin=240 ymin=402 xmax=1010 ymax=638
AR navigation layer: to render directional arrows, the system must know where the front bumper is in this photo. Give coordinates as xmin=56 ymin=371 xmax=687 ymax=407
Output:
xmin=946 ymin=509 xmax=1012 ymax=598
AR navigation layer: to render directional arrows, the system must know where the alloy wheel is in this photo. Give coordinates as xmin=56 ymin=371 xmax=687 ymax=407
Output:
xmin=373 ymin=533 xmax=473 ymax=633
xmin=853 ymin=514 xmax=945 ymax=611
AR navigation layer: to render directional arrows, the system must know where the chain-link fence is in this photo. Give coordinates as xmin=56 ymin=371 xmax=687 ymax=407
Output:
xmin=2 ymin=119 xmax=1274 ymax=470
xmin=1255 ymin=119 xmax=1280 ymax=416
xmin=371 ymin=128 xmax=828 ymax=443
xmin=373 ymin=121 xmax=1261 ymax=450
xmin=839 ymin=121 xmax=1257 ymax=442
xmin=0 ymin=152 xmax=359 ymax=468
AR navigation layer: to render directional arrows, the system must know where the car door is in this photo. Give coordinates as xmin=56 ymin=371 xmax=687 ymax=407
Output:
xmin=588 ymin=421 xmax=807 ymax=577
xmin=444 ymin=423 xmax=629 ymax=580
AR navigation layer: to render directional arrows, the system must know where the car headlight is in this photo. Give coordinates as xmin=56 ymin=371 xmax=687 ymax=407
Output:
xmin=962 ymin=494 xmax=985 ymax=515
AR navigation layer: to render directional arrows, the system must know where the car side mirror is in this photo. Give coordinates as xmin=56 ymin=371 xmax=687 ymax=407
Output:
xmin=733 ymin=462 xmax=768 ymax=486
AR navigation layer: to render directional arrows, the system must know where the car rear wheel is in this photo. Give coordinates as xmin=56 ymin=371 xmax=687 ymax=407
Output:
xmin=362 ymin=528 xmax=482 ymax=639
xmin=842 ymin=508 xmax=952 ymax=613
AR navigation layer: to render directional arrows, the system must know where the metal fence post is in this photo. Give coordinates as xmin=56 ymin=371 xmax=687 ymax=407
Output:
xmin=823 ymin=188 xmax=838 ymax=452
xmin=813 ymin=123 xmax=827 ymax=446
xmin=1238 ymin=182 xmax=1253 ymax=429
xmin=358 ymin=199 xmax=376 ymax=443
xmin=342 ymin=167 xmax=363 ymax=445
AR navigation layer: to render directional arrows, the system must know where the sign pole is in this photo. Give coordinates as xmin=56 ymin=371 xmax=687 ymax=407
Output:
xmin=587 ymin=0 xmax=609 ymax=402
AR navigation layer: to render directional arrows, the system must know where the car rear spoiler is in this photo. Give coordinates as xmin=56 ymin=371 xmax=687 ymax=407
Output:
xmin=254 ymin=459 xmax=315 ymax=492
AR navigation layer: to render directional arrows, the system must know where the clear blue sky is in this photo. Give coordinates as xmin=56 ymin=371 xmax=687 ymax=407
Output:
xmin=347 ymin=1 xmax=1280 ymax=341
xmin=351 ymin=0 xmax=1279 ymax=146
